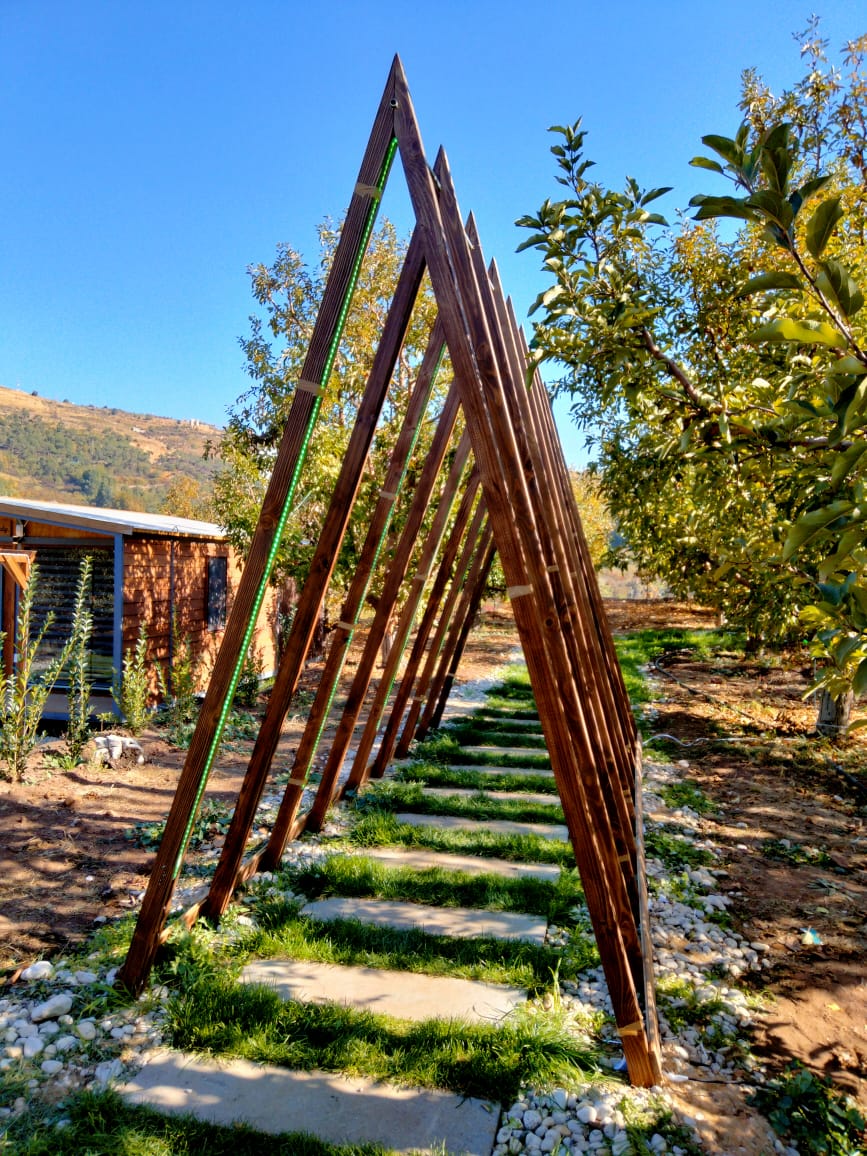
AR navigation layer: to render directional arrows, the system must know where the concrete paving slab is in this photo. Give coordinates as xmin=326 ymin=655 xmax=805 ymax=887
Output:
xmin=302 ymin=896 xmax=547 ymax=943
xmin=240 ymin=958 xmax=526 ymax=1023
xmin=121 ymin=1050 xmax=499 ymax=1155
xmin=396 ymin=812 xmax=570 ymax=842
xmin=420 ymin=786 xmax=563 ymax=809
xmin=355 ymin=844 xmax=561 ymax=881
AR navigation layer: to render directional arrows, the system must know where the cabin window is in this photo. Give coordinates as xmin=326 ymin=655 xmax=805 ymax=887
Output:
xmin=29 ymin=546 xmax=115 ymax=688
xmin=207 ymin=556 xmax=228 ymax=631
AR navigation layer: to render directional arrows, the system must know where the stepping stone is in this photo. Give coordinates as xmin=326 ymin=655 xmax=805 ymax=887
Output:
xmin=302 ymin=896 xmax=547 ymax=943
xmin=240 ymin=958 xmax=526 ymax=1023
xmin=420 ymin=786 xmax=563 ymax=809
xmin=121 ymin=1050 xmax=499 ymax=1156
xmin=396 ymin=812 xmax=570 ymax=842
xmin=357 ymin=845 xmax=561 ymax=881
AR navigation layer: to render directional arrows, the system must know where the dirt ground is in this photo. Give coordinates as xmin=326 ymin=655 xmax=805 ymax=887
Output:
xmin=1 ymin=598 xmax=865 ymax=1134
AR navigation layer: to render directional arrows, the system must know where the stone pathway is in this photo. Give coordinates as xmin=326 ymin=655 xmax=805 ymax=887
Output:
xmin=120 ymin=702 xmax=572 ymax=1153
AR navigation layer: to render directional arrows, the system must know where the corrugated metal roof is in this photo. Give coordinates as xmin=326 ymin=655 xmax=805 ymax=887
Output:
xmin=0 ymin=497 xmax=226 ymax=539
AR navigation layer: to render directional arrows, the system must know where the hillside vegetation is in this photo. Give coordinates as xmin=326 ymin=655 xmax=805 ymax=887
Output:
xmin=0 ymin=385 xmax=220 ymax=513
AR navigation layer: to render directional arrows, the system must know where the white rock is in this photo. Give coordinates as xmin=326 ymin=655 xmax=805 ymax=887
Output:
xmin=31 ymin=994 xmax=73 ymax=1022
xmin=20 ymin=961 xmax=53 ymax=982
xmin=524 ymin=1109 xmax=543 ymax=1130
xmin=22 ymin=1036 xmax=44 ymax=1059
xmin=92 ymin=1058 xmax=123 ymax=1085
xmin=76 ymin=1020 xmax=98 ymax=1041
xmin=40 ymin=1059 xmax=63 ymax=1075
xmin=577 ymin=1105 xmax=598 ymax=1124
xmin=74 ymin=970 xmax=98 ymax=985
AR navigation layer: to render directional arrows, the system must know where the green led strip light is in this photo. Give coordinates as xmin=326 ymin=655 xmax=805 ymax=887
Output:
xmin=304 ymin=343 xmax=447 ymax=771
xmin=172 ymin=136 xmax=398 ymax=878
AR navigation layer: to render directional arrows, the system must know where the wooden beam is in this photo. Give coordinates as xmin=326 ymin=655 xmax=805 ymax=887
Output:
xmin=118 ymin=59 xmax=403 ymax=996
xmin=201 ymin=226 xmax=428 ymax=922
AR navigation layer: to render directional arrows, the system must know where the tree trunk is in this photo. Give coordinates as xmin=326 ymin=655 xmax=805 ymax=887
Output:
xmin=815 ymin=688 xmax=854 ymax=737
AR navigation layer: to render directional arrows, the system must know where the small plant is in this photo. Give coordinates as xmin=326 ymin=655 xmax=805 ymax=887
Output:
xmin=113 ymin=622 xmax=151 ymax=735
xmin=233 ymin=644 xmax=264 ymax=708
xmin=657 ymin=778 xmax=715 ymax=815
xmin=157 ymin=625 xmax=200 ymax=742
xmin=762 ymin=838 xmax=832 ymax=867
xmin=65 ymin=554 xmax=94 ymax=761
xmin=0 ymin=564 xmax=73 ymax=782
xmin=750 ymin=1063 xmax=866 ymax=1155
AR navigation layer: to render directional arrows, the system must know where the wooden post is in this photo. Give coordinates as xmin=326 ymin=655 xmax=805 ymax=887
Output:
xmin=118 ymin=61 xmax=403 ymax=996
xmin=346 ymin=468 xmax=480 ymax=788
xmin=373 ymin=496 xmax=487 ymax=774
xmin=201 ymin=228 xmax=428 ymax=922
xmin=303 ymin=386 xmax=464 ymax=832
xmin=426 ymin=533 xmax=496 ymax=733
xmin=392 ymin=71 xmax=661 ymax=1083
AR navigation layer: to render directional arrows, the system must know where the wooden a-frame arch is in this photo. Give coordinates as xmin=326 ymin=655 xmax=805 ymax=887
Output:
xmin=117 ymin=58 xmax=663 ymax=1087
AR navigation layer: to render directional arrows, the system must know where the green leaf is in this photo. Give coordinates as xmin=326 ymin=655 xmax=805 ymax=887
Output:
xmin=736 ymin=272 xmax=803 ymax=297
xmin=830 ymin=442 xmax=867 ymax=488
xmin=640 ymin=186 xmax=672 ymax=205
xmin=783 ymin=500 xmax=856 ymax=560
xmin=745 ymin=190 xmax=794 ymax=230
xmin=689 ymin=156 xmax=725 ymax=175
xmin=816 ymin=259 xmax=864 ymax=318
xmin=748 ymin=318 xmax=848 ymax=347
xmin=689 ymin=194 xmax=757 ymax=222
xmin=853 ymin=657 xmax=867 ymax=696
xmin=832 ymin=355 xmax=867 ymax=375
xmin=699 ymin=133 xmax=742 ymax=167
xmin=806 ymin=196 xmax=843 ymax=259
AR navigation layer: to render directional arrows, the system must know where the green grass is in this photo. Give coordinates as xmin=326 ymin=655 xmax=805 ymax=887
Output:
xmin=657 ymin=779 xmax=715 ymax=815
xmin=394 ymin=762 xmax=559 ymax=795
xmin=613 ymin=627 xmax=745 ymax=710
xmin=1 ymin=1088 xmax=400 ymax=1155
xmin=470 ymin=706 xmax=541 ymax=722
xmin=356 ymin=781 xmax=565 ymax=824
xmin=348 ymin=809 xmax=573 ymax=865
xmin=411 ymin=735 xmax=552 ymax=770
xmin=166 ymin=971 xmax=600 ymax=1103
xmin=438 ymin=723 xmax=547 ymax=748
xmin=285 ymin=854 xmax=585 ymax=925
xmin=234 ymin=904 xmax=598 ymax=988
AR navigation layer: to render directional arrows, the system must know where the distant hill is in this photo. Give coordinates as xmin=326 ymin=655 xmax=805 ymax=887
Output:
xmin=0 ymin=385 xmax=221 ymax=513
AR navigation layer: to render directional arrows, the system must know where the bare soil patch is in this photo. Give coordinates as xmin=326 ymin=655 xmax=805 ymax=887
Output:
xmin=648 ymin=643 xmax=867 ymax=1112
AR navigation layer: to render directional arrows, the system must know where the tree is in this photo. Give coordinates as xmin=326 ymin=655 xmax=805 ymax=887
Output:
xmin=570 ymin=470 xmax=614 ymax=571
xmin=519 ymin=24 xmax=867 ymax=727
xmin=213 ymin=219 xmax=449 ymax=621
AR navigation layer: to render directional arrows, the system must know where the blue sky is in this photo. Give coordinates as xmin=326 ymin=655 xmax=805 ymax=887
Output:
xmin=1 ymin=1 xmax=863 ymax=467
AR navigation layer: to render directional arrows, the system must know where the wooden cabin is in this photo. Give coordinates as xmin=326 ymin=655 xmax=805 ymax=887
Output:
xmin=0 ymin=498 xmax=280 ymax=720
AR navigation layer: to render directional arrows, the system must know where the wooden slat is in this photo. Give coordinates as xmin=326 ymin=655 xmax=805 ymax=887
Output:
xmin=392 ymin=71 xmax=660 ymax=1084
xmin=257 ymin=318 xmax=448 ymax=872
xmin=374 ymin=496 xmax=487 ymax=773
xmin=201 ymin=226 xmax=428 ymax=922
xmin=117 ymin=59 xmax=403 ymax=996
xmin=343 ymin=464 xmax=480 ymax=791
xmin=303 ymin=386 xmax=464 ymax=831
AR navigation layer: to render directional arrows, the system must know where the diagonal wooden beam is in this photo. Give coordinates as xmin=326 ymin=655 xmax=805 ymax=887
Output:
xmin=118 ymin=59 xmax=403 ymax=996
xmin=201 ymin=226 xmax=428 ymax=922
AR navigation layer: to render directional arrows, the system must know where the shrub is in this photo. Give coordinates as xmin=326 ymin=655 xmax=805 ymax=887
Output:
xmin=0 ymin=564 xmax=73 ymax=782
xmin=113 ymin=622 xmax=150 ymax=736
